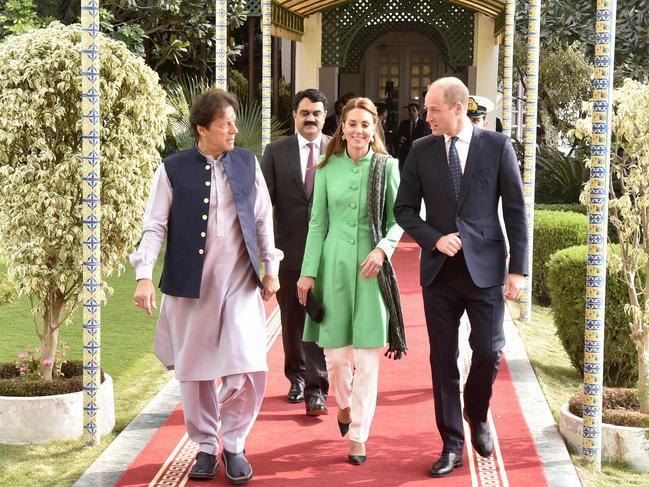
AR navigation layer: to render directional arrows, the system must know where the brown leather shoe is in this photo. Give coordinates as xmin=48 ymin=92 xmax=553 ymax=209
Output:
xmin=306 ymin=396 xmax=328 ymax=416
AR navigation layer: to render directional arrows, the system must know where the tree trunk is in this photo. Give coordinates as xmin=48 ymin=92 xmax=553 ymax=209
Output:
xmin=39 ymin=294 xmax=64 ymax=380
xmin=639 ymin=334 xmax=649 ymax=414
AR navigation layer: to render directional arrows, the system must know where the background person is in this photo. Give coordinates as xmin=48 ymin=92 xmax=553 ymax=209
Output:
xmin=261 ymin=89 xmax=330 ymax=416
xmin=296 ymin=97 xmax=405 ymax=466
xmin=396 ymin=102 xmax=430 ymax=172
xmin=131 ymin=89 xmax=283 ymax=484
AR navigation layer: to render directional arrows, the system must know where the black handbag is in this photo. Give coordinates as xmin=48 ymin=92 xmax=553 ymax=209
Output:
xmin=304 ymin=289 xmax=324 ymax=323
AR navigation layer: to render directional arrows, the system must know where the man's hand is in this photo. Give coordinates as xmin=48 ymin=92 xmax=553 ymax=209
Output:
xmin=504 ymin=273 xmax=526 ymax=301
xmin=262 ymin=275 xmax=280 ymax=301
xmin=296 ymin=276 xmax=315 ymax=306
xmin=360 ymin=248 xmax=386 ymax=279
xmin=435 ymin=233 xmax=462 ymax=256
xmin=134 ymin=278 xmax=157 ymax=316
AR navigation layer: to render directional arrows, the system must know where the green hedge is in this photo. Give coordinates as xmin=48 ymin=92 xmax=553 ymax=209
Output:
xmin=536 ymin=203 xmax=587 ymax=214
xmin=0 ymin=272 xmax=15 ymax=305
xmin=547 ymin=245 xmax=637 ymax=387
xmin=533 ymin=210 xmax=588 ymax=304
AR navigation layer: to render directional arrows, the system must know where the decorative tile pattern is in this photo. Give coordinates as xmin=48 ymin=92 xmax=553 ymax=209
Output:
xmin=519 ymin=0 xmax=541 ymax=322
xmin=81 ymin=0 xmax=102 ymax=446
xmin=583 ymin=0 xmax=617 ymax=470
xmin=501 ymin=0 xmax=516 ymax=137
xmin=215 ymin=1 xmax=227 ymax=89
xmin=261 ymin=0 xmax=272 ymax=152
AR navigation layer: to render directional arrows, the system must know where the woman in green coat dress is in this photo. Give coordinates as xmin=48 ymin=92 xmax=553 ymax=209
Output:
xmin=297 ymin=97 xmax=403 ymax=465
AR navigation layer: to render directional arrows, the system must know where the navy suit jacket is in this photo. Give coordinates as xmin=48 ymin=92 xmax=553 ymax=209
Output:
xmin=394 ymin=126 xmax=528 ymax=288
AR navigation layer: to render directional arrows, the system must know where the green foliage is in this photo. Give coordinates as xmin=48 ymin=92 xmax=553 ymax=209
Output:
xmin=0 ymin=271 xmax=15 ymax=305
xmin=3 ymin=1 xmax=249 ymax=78
xmin=515 ymin=0 xmax=649 ymax=82
xmin=165 ymin=75 xmax=288 ymax=160
xmin=533 ymin=210 xmax=588 ymax=304
xmin=547 ymin=245 xmax=638 ymax=387
xmin=0 ymin=23 xmax=167 ymax=355
xmin=535 ymin=144 xmax=589 ymax=204
xmin=536 ymin=203 xmax=586 ymax=214
xmin=0 ymin=0 xmax=53 ymax=37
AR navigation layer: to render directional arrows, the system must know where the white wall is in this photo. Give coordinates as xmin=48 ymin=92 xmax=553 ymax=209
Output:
xmin=295 ymin=13 xmax=322 ymax=92
xmin=472 ymin=14 xmax=499 ymax=129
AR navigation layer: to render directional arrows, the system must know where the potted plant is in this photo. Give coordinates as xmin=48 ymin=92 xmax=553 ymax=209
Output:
xmin=0 ymin=23 xmax=167 ymax=443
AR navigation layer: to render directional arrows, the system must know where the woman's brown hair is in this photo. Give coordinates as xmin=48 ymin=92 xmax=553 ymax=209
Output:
xmin=320 ymin=97 xmax=388 ymax=168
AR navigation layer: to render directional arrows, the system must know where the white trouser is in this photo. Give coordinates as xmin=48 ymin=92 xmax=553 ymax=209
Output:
xmin=324 ymin=346 xmax=382 ymax=443
xmin=179 ymin=371 xmax=267 ymax=455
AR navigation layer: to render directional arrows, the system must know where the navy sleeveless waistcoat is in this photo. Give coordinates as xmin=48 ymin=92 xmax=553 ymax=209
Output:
xmin=160 ymin=145 xmax=262 ymax=298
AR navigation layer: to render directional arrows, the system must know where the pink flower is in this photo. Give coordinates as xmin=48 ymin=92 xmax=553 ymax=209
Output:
xmin=18 ymin=366 xmax=27 ymax=373
xmin=41 ymin=359 xmax=54 ymax=367
xmin=17 ymin=353 xmax=25 ymax=359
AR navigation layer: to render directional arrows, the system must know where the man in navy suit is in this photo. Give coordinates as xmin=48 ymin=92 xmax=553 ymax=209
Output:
xmin=394 ymin=77 xmax=528 ymax=478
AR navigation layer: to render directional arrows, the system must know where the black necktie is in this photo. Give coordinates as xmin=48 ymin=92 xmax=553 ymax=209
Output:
xmin=448 ymin=136 xmax=462 ymax=202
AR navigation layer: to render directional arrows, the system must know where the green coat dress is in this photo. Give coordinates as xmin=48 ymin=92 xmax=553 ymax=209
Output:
xmin=301 ymin=149 xmax=403 ymax=349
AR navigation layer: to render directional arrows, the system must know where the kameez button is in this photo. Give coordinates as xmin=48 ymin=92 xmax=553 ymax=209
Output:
xmin=200 ymin=232 xmax=206 ymax=237
xmin=205 ymin=164 xmax=210 ymax=170
xmin=202 ymin=214 xmax=207 ymax=220
xmin=203 ymin=198 xmax=209 ymax=204
xmin=349 ymin=202 xmax=357 ymax=209
xmin=205 ymin=181 xmax=211 ymax=187
xmin=198 ymin=249 xmax=204 ymax=255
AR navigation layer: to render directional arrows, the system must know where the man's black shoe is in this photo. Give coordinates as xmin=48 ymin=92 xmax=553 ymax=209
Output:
xmin=188 ymin=451 xmax=219 ymax=480
xmin=305 ymin=396 xmax=328 ymax=416
xmin=287 ymin=381 xmax=304 ymax=403
xmin=430 ymin=452 xmax=463 ymax=477
xmin=222 ymin=449 xmax=253 ymax=485
xmin=463 ymin=409 xmax=494 ymax=457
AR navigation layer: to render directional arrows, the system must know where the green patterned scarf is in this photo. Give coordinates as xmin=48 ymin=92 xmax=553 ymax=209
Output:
xmin=367 ymin=153 xmax=407 ymax=359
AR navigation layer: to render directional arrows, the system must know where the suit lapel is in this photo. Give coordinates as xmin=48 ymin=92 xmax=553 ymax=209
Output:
xmin=433 ymin=136 xmax=456 ymax=210
xmin=286 ymin=135 xmax=307 ymax=199
xmin=457 ymin=126 xmax=482 ymax=211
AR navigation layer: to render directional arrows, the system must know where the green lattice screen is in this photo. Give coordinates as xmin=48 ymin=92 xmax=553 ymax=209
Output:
xmin=322 ymin=0 xmax=474 ymax=74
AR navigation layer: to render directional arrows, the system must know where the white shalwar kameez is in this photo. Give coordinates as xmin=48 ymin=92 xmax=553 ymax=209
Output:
xmin=130 ymin=152 xmax=283 ymax=454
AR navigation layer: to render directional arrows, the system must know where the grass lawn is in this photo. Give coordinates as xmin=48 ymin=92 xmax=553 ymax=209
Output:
xmin=512 ymin=303 xmax=649 ymax=486
xmin=0 ymin=259 xmax=172 ymax=487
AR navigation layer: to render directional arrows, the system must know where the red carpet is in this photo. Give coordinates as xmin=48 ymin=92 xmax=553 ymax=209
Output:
xmin=115 ymin=239 xmax=549 ymax=486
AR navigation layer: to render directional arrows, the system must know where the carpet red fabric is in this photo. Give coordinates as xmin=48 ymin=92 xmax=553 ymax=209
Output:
xmin=115 ymin=239 xmax=549 ymax=486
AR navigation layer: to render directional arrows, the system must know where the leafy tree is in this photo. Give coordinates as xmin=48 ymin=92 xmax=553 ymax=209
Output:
xmin=0 ymin=23 xmax=167 ymax=379
xmin=0 ymin=0 xmax=248 ymax=78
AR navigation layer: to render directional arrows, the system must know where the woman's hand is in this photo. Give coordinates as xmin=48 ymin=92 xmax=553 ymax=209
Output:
xmin=360 ymin=248 xmax=386 ymax=279
xmin=296 ymin=276 xmax=315 ymax=306
xmin=134 ymin=278 xmax=157 ymax=316
xmin=262 ymin=275 xmax=280 ymax=301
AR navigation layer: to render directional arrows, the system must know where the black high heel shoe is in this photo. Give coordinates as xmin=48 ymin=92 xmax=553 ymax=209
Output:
xmin=347 ymin=454 xmax=367 ymax=465
xmin=337 ymin=407 xmax=351 ymax=437
xmin=338 ymin=420 xmax=350 ymax=437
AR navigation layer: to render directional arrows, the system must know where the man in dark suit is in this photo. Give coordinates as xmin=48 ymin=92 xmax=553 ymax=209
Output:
xmin=396 ymin=102 xmax=431 ymax=171
xmin=377 ymin=102 xmax=396 ymax=156
xmin=394 ymin=77 xmax=528 ymax=477
xmin=322 ymin=98 xmax=343 ymax=136
xmin=261 ymin=89 xmax=330 ymax=416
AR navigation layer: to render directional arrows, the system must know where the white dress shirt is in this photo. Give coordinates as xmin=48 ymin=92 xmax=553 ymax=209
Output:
xmin=296 ymin=132 xmax=322 ymax=181
xmin=443 ymin=117 xmax=474 ymax=173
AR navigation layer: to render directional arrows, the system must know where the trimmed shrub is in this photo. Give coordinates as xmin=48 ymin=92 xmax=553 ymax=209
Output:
xmin=533 ymin=210 xmax=588 ymax=304
xmin=536 ymin=203 xmax=586 ymax=214
xmin=569 ymin=388 xmax=649 ymax=428
xmin=547 ymin=245 xmax=638 ymax=387
xmin=0 ymin=360 xmax=104 ymax=397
